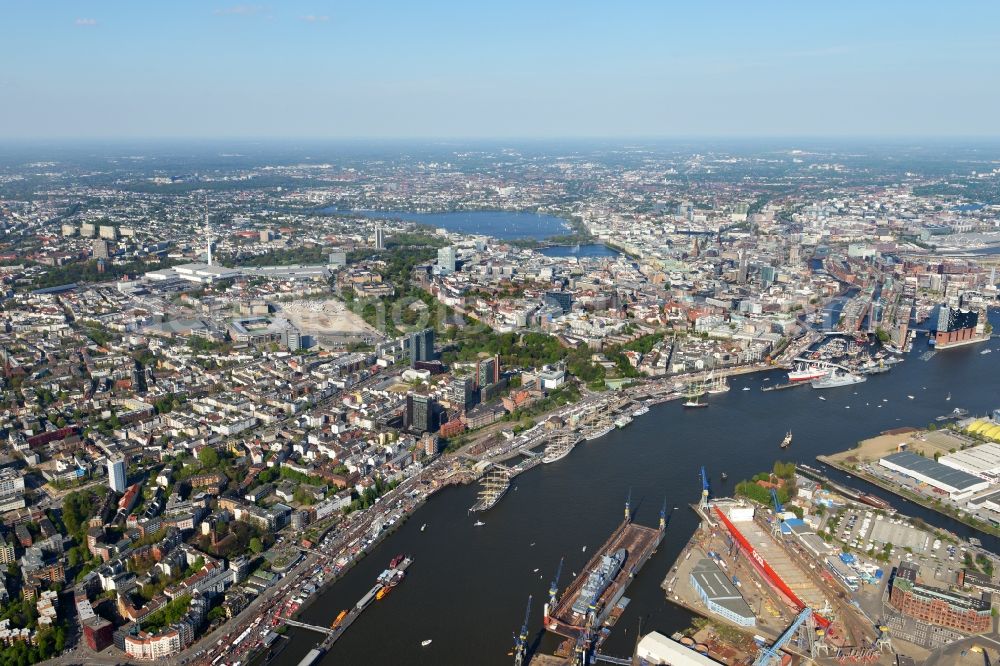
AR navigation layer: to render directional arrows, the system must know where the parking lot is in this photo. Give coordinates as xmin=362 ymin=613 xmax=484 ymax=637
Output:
xmin=823 ymin=507 xmax=964 ymax=562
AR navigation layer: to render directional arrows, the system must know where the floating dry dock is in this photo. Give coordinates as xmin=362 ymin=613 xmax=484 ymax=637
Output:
xmin=543 ymin=510 xmax=663 ymax=640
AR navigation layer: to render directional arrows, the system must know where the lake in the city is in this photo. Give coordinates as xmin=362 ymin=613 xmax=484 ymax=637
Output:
xmin=318 ymin=208 xmax=572 ymax=240
xmin=271 ymin=313 xmax=1000 ymax=666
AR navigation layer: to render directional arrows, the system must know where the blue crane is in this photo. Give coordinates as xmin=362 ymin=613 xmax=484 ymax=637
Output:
xmin=753 ymin=607 xmax=812 ymax=666
xmin=770 ymin=487 xmax=784 ymax=514
xmin=513 ymin=594 xmax=532 ymax=666
xmin=548 ymin=558 xmax=564 ymax=610
xmin=659 ymin=496 xmax=668 ymax=530
xmin=624 ymin=488 xmax=631 ymax=521
xmin=700 ymin=466 xmax=710 ymax=506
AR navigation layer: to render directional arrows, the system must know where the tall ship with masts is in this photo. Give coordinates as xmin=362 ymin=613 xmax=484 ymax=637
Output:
xmin=705 ymin=371 xmax=730 ymax=394
xmin=682 ymin=381 xmax=708 ymax=409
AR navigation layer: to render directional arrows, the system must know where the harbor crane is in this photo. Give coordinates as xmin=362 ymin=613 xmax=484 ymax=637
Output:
xmin=513 ymin=595 xmax=532 ymax=666
xmin=624 ymin=488 xmax=631 ymax=521
xmin=547 ymin=558 xmax=564 ymax=613
xmin=770 ymin=488 xmax=784 ymax=514
xmin=699 ymin=466 xmax=710 ymax=507
xmin=659 ymin=496 xmax=667 ymax=530
xmin=753 ymin=607 xmax=812 ymax=666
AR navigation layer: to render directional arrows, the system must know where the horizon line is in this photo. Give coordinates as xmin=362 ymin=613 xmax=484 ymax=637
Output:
xmin=3 ymin=134 xmax=1000 ymax=144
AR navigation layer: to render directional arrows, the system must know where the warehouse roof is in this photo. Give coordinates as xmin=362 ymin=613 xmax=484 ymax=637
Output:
xmin=690 ymin=558 xmax=754 ymax=619
xmin=880 ymin=451 xmax=985 ymax=491
xmin=940 ymin=443 xmax=1000 ymax=476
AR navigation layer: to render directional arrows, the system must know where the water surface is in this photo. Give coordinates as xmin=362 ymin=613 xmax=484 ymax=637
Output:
xmin=275 ymin=315 xmax=1000 ymax=666
xmin=320 ymin=208 xmax=570 ymax=240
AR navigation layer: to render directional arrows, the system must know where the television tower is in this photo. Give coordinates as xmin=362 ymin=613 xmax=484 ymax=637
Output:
xmin=203 ymin=198 xmax=213 ymax=266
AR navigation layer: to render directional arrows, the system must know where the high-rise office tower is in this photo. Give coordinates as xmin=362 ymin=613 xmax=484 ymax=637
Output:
xmin=108 ymin=456 xmax=126 ymax=493
xmin=405 ymin=394 xmax=433 ymax=433
xmin=408 ymin=328 xmax=435 ymax=367
xmin=476 ymin=354 xmax=500 ymax=389
xmin=374 ymin=223 xmax=385 ymax=250
xmin=437 ymin=246 xmax=457 ymax=273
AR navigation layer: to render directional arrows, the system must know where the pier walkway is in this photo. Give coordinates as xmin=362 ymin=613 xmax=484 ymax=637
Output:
xmin=282 ymin=619 xmax=334 ymax=636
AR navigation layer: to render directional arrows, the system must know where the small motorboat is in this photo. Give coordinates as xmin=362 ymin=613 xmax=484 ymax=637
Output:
xmin=421 ymin=640 xmax=433 ymax=647
xmin=420 ymin=524 xmax=426 ymax=532
xmin=474 ymin=521 xmax=485 ymax=527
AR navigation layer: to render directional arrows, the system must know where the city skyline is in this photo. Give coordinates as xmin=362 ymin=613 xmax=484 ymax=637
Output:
xmin=4 ymin=3 xmax=1000 ymax=664
xmin=3 ymin=1 xmax=1000 ymax=139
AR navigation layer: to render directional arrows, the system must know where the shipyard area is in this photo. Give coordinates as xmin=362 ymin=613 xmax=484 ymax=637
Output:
xmin=508 ymin=440 xmax=1000 ymax=665
xmin=507 ymin=455 xmax=1000 ymax=666
xmin=455 ymin=345 xmax=1000 ymax=666
xmin=641 ymin=459 xmax=1000 ymax=666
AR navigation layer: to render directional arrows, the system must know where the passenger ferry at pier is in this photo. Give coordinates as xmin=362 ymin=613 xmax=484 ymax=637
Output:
xmin=787 ymin=361 xmax=829 ymax=382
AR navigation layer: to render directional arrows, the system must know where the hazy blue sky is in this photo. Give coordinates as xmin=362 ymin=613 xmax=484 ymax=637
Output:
xmin=2 ymin=1 xmax=999 ymax=139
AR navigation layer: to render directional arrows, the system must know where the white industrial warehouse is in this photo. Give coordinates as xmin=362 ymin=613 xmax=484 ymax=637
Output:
xmin=879 ymin=451 xmax=990 ymax=500
xmin=939 ymin=442 xmax=1000 ymax=483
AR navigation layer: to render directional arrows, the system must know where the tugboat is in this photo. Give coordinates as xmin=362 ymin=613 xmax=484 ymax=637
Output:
xmin=780 ymin=430 xmax=792 ymax=449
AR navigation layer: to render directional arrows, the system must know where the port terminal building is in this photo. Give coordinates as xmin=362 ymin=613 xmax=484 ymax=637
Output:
xmin=688 ymin=557 xmax=756 ymax=627
xmin=878 ymin=451 xmax=989 ymax=500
